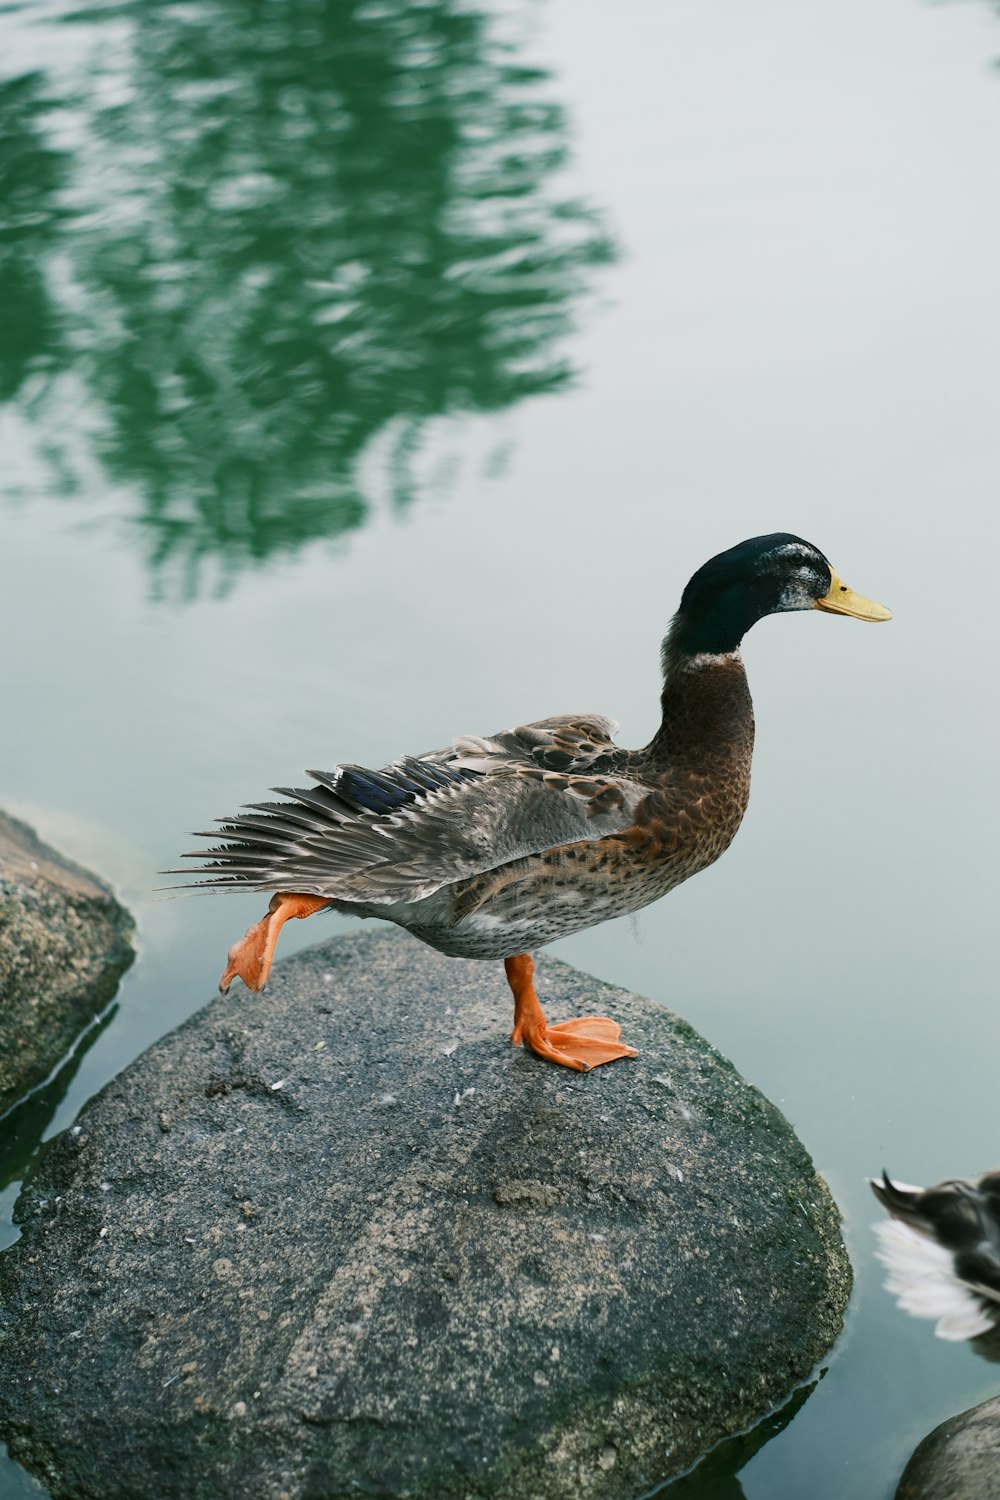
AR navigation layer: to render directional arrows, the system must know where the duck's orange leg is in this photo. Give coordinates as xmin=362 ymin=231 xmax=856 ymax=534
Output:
xmin=504 ymin=954 xmax=638 ymax=1071
xmin=219 ymin=892 xmax=330 ymax=994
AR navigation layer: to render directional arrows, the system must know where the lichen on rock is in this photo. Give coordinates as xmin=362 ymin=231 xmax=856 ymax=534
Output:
xmin=0 ymin=811 xmax=134 ymax=1117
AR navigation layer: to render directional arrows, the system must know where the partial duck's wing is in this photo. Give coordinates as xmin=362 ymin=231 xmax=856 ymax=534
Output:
xmin=173 ymin=713 xmax=649 ymax=904
xmin=872 ymin=1171 xmax=1000 ymax=1339
xmin=434 ymin=714 xmax=627 ymax=775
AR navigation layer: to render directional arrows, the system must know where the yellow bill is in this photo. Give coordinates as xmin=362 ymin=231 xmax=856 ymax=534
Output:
xmin=815 ymin=569 xmax=892 ymax=622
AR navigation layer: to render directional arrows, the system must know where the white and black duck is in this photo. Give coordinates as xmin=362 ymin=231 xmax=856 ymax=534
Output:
xmin=872 ymin=1171 xmax=1000 ymax=1341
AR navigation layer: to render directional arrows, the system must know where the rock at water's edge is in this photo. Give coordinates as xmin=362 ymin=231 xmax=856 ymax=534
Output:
xmin=0 ymin=930 xmax=850 ymax=1499
xmin=896 ymin=1394 xmax=1000 ymax=1500
xmin=0 ymin=812 xmax=134 ymax=1115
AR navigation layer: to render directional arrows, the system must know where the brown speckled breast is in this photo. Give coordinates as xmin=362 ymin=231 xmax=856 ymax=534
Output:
xmin=409 ymin=653 xmax=755 ymax=959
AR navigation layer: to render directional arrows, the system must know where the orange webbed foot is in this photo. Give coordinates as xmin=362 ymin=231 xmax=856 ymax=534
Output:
xmin=542 ymin=1016 xmax=639 ymax=1070
xmin=219 ymin=892 xmax=329 ymax=994
xmin=220 ymin=916 xmax=272 ymax=994
xmin=504 ymin=955 xmax=638 ymax=1072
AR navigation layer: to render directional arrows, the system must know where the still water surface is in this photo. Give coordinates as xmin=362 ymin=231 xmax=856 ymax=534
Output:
xmin=2 ymin=0 xmax=1000 ymax=1495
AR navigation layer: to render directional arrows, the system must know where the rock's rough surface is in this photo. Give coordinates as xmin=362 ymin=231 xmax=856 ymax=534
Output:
xmin=896 ymin=1394 xmax=1000 ymax=1500
xmin=0 ymin=812 xmax=134 ymax=1115
xmin=0 ymin=930 xmax=850 ymax=1499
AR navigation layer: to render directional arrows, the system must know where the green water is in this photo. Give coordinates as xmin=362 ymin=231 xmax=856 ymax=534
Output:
xmin=2 ymin=0 xmax=1000 ymax=1495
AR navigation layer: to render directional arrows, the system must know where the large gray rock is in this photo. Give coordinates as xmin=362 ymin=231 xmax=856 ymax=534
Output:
xmin=0 ymin=812 xmax=134 ymax=1115
xmin=896 ymin=1394 xmax=1000 ymax=1499
xmin=0 ymin=930 xmax=850 ymax=1499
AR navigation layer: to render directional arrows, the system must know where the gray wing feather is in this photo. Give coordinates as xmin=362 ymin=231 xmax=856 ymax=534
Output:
xmin=174 ymin=714 xmax=643 ymax=904
xmin=434 ymin=712 xmax=622 ymax=774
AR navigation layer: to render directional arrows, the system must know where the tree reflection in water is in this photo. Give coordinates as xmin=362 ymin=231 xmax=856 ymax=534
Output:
xmin=0 ymin=74 xmax=70 ymax=405
xmin=0 ymin=0 xmax=614 ymax=596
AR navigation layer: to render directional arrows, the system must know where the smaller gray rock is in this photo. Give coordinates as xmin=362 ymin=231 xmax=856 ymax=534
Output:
xmin=896 ymin=1394 xmax=1000 ymax=1500
xmin=0 ymin=812 xmax=134 ymax=1115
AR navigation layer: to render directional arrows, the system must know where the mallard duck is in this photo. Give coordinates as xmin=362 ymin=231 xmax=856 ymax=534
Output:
xmin=176 ymin=533 xmax=890 ymax=1070
xmin=872 ymin=1171 xmax=1000 ymax=1341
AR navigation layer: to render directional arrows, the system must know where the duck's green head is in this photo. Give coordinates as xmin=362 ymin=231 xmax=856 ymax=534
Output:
xmin=668 ymin=533 xmax=892 ymax=658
